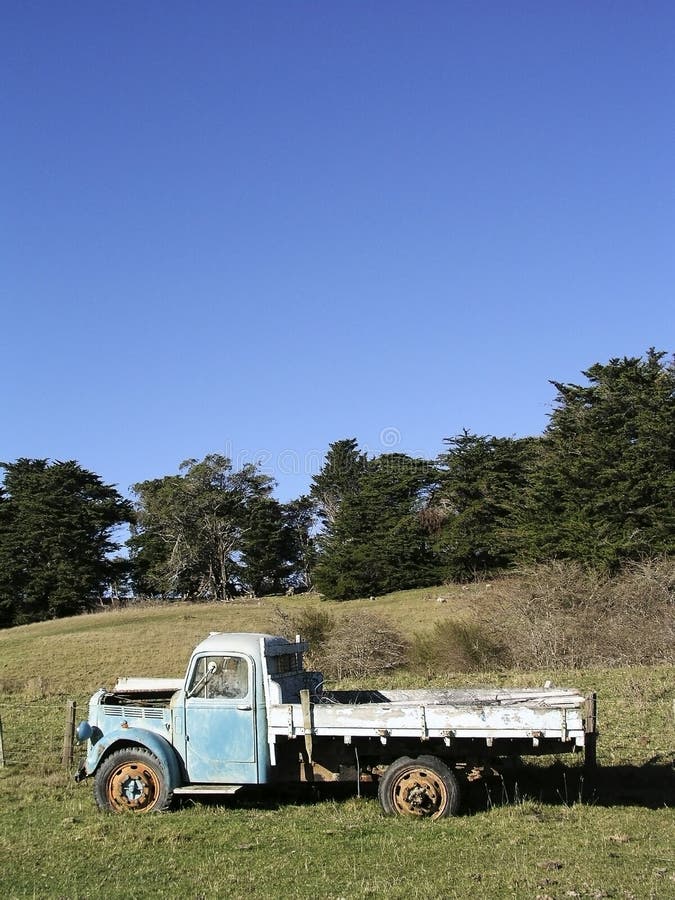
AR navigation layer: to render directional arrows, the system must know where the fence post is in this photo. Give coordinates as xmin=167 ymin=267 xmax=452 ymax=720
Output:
xmin=62 ymin=700 xmax=76 ymax=768
xmin=0 ymin=715 xmax=4 ymax=768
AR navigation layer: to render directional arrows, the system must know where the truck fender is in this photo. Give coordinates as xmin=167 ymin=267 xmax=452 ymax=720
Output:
xmin=85 ymin=727 xmax=183 ymax=791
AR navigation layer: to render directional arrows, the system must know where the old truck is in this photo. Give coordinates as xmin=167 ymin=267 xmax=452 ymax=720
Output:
xmin=75 ymin=632 xmax=598 ymax=819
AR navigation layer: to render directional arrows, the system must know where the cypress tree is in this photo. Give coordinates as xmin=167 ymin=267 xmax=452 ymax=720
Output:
xmin=434 ymin=431 xmax=539 ymax=579
xmin=519 ymin=349 xmax=674 ymax=569
xmin=0 ymin=459 xmax=132 ymax=625
xmin=313 ymin=451 xmax=441 ymax=600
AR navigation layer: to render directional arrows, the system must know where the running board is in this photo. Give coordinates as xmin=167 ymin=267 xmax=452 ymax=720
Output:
xmin=173 ymin=785 xmax=243 ymax=795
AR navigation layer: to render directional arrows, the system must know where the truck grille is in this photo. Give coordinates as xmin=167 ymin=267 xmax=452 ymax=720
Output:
xmin=103 ymin=706 xmax=164 ymax=720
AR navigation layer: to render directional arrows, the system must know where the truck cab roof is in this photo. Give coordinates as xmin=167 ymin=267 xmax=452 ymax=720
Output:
xmin=191 ymin=632 xmax=308 ymax=658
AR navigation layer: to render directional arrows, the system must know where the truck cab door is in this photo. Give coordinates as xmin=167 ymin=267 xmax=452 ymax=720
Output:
xmin=184 ymin=653 xmax=258 ymax=784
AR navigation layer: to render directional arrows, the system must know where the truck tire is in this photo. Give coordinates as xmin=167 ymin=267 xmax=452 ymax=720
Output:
xmin=378 ymin=754 xmax=460 ymax=819
xmin=94 ymin=747 xmax=173 ymax=813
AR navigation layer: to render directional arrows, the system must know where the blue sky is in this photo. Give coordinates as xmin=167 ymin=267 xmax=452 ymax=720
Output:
xmin=2 ymin=1 xmax=673 ymax=501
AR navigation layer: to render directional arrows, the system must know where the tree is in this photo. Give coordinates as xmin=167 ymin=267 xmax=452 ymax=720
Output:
xmin=238 ymin=495 xmax=295 ymax=596
xmin=0 ymin=459 xmax=132 ymax=626
xmin=432 ymin=431 xmax=539 ymax=579
xmin=125 ymin=517 xmax=173 ymax=598
xmin=519 ymin=349 xmax=675 ymax=569
xmin=281 ymin=495 xmax=318 ymax=591
xmin=310 ymin=438 xmax=368 ymax=526
xmin=313 ymin=450 xmax=441 ymax=600
xmin=0 ymin=484 xmax=16 ymax=626
xmin=130 ymin=454 xmax=299 ymax=599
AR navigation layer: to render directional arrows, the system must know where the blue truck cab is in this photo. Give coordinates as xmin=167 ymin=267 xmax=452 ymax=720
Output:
xmin=76 ymin=632 xmax=317 ymax=813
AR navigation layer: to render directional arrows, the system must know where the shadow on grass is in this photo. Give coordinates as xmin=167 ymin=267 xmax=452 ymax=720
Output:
xmin=463 ymin=758 xmax=675 ymax=814
xmin=177 ymin=758 xmax=674 ymax=816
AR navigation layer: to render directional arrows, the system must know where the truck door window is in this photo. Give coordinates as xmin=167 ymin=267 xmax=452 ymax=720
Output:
xmin=188 ymin=656 xmax=249 ymax=700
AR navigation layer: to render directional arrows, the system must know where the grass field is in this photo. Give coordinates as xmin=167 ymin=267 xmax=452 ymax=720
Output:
xmin=0 ymin=586 xmax=673 ymax=899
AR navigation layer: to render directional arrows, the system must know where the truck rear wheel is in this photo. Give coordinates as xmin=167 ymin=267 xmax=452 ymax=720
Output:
xmin=94 ymin=748 xmax=172 ymax=813
xmin=378 ymin=755 xmax=460 ymax=819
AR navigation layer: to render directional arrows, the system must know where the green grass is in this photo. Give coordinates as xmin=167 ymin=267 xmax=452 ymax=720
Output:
xmin=1 ymin=587 xmax=674 ymax=898
xmin=0 ymin=786 xmax=673 ymax=899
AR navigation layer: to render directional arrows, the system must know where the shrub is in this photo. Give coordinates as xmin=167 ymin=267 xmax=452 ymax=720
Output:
xmin=272 ymin=606 xmax=336 ymax=670
xmin=274 ymin=608 xmax=409 ymax=680
xmin=321 ymin=613 xmax=409 ymax=681
xmin=488 ymin=557 xmax=675 ymax=669
xmin=410 ymin=620 xmax=508 ymax=675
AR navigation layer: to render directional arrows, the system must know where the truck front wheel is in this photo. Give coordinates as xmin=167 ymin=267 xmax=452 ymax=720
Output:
xmin=94 ymin=748 xmax=172 ymax=813
xmin=378 ymin=755 xmax=460 ymax=819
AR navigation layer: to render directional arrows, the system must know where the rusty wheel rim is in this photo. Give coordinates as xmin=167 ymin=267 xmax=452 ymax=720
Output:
xmin=391 ymin=765 xmax=449 ymax=819
xmin=107 ymin=761 xmax=161 ymax=812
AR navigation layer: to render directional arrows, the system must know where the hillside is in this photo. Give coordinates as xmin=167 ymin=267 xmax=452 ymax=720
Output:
xmin=0 ymin=581 xmax=673 ymax=898
xmin=0 ymin=583 xmax=481 ymax=696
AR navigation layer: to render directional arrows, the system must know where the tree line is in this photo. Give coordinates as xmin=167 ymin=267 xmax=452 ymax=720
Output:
xmin=1 ymin=350 xmax=672 ymax=626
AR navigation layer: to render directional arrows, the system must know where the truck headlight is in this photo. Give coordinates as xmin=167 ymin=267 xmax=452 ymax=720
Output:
xmin=76 ymin=721 xmax=92 ymax=743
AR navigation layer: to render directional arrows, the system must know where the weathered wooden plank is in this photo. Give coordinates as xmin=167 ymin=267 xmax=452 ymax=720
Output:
xmin=267 ymin=697 xmax=588 ymax=746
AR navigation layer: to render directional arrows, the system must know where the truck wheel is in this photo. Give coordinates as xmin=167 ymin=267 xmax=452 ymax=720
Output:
xmin=94 ymin=748 xmax=172 ymax=813
xmin=378 ymin=755 xmax=460 ymax=819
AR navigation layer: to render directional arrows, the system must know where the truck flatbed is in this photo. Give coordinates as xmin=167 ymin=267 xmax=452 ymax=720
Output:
xmin=268 ymin=687 xmax=591 ymax=750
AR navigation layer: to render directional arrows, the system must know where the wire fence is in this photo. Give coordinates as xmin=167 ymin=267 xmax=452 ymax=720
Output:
xmin=0 ymin=696 xmax=88 ymax=771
